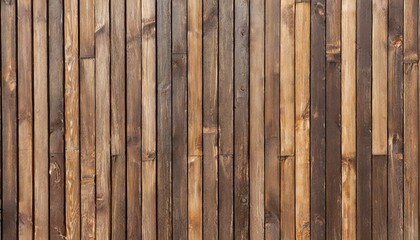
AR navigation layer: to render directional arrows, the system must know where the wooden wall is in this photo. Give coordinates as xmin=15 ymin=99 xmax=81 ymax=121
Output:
xmin=0 ymin=0 xmax=419 ymax=239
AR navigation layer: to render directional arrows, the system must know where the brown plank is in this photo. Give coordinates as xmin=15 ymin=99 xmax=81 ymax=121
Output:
xmin=80 ymin=59 xmax=96 ymax=240
xmin=1 ymin=0 xmax=18 ymax=237
xmin=310 ymin=0 xmax=326 ymax=237
xmin=157 ymin=0 xmax=172 ymax=238
xmin=372 ymin=155 xmax=387 ymax=240
xmin=203 ymin=0 xmax=218 ymax=238
xmin=250 ymin=0 xmax=264 ymax=238
xmin=295 ymin=2 xmax=310 ymax=239
xmin=48 ymin=0 xmax=66 ymax=237
xmin=387 ymin=0 xmax=404 ymax=237
xmin=188 ymin=0 xmax=203 ymax=238
xmin=79 ymin=0 xmax=94 ymax=58
xmin=95 ymin=0 xmax=111 ymax=236
xmin=172 ymin=0 xmax=188 ymax=238
xmin=126 ymin=0 xmax=142 ymax=238
xmin=110 ymin=0 xmax=126 ymax=237
xmin=34 ymin=0 xmax=49 ymax=237
xmin=142 ymin=0 xmax=157 ymax=238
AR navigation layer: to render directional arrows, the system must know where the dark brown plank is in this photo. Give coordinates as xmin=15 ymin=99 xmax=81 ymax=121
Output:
xmin=157 ymin=0 xmax=172 ymax=238
xmin=203 ymin=0 xmax=218 ymax=239
xmin=372 ymin=155 xmax=387 ymax=240
xmin=48 ymin=0 xmax=66 ymax=237
xmin=310 ymin=0 xmax=326 ymax=238
xmin=325 ymin=0 xmax=341 ymax=238
xmin=387 ymin=0 xmax=404 ymax=237
xmin=1 ymin=0 xmax=18 ymax=237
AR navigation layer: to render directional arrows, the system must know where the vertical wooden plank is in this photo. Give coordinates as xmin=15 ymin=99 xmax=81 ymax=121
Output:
xmin=95 ymin=0 xmax=111 ymax=236
xmin=265 ymin=0 xmax=280 ymax=238
xmin=295 ymin=1 xmax=310 ymax=239
xmin=1 ymin=0 xmax=18 ymax=237
xmin=218 ymin=0 xmax=234 ymax=238
xmin=64 ymin=0 xmax=80 ymax=237
xmin=387 ymin=0 xmax=403 ymax=237
xmin=142 ymin=0 xmax=157 ymax=238
xmin=203 ymin=0 xmax=218 ymax=238
xmin=403 ymin=0 xmax=419 ymax=236
xmin=341 ymin=0 xmax=356 ymax=238
xmin=325 ymin=0 xmax=341 ymax=237
xmin=17 ymin=0 xmax=34 ymax=238
xmin=372 ymin=155 xmax=387 ymax=240
xmin=80 ymin=59 xmax=96 ymax=240
xmin=126 ymin=0 xmax=142 ymax=238
xmin=33 ymin=0 xmax=49 ymax=238
xmin=280 ymin=0 xmax=295 ymax=237
xmin=48 ymin=0 xmax=66 ymax=237
xmin=80 ymin=0 xmax=94 ymax=58
xmin=188 ymin=0 xmax=203 ymax=238
xmin=172 ymin=0 xmax=188 ymax=238
xmin=234 ymin=0 xmax=250 ymax=238
xmin=110 ymin=0 xmax=126 ymax=237
xmin=310 ymin=0 xmax=326 ymax=237
xmin=157 ymin=0 xmax=172 ymax=237
xmin=250 ymin=0 xmax=264 ymax=238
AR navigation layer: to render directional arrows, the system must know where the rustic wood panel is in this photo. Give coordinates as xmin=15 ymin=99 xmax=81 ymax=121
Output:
xmin=1 ymin=1 xmax=420 ymax=239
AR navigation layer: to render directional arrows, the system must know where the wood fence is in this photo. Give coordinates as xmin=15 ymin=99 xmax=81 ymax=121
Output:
xmin=0 ymin=0 xmax=418 ymax=239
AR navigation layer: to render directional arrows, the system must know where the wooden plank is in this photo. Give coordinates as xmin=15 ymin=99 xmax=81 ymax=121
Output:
xmin=110 ymin=0 xmax=126 ymax=237
xmin=1 ymin=0 xmax=18 ymax=237
xmin=341 ymin=0 xmax=356 ymax=238
xmin=17 ymin=0 xmax=34 ymax=238
xmin=403 ymin=0 xmax=419 ymax=236
xmin=48 ymin=0 xmax=66 ymax=237
xmin=80 ymin=59 xmax=96 ymax=240
xmin=250 ymin=0 xmax=264 ymax=238
xmin=64 ymin=0 xmax=80 ymax=237
xmin=157 ymin=0 xmax=172 ymax=238
xmin=79 ymin=0 xmax=94 ymax=58
xmin=203 ymin=0 xmax=218 ymax=238
xmin=372 ymin=155 xmax=387 ymax=240
xmin=34 ymin=0 xmax=49 ymax=237
xmin=372 ymin=0 xmax=388 ymax=155
xmin=295 ymin=2 xmax=310 ymax=239
xmin=325 ymin=0 xmax=341 ymax=237
xmin=126 ymin=0 xmax=142 ymax=237
xmin=142 ymin=0 xmax=157 ymax=238
xmin=218 ymin=0 xmax=234 ymax=238
xmin=188 ymin=0 xmax=203 ymax=238
xmin=172 ymin=0 xmax=188 ymax=238
xmin=95 ymin=0 xmax=111 ymax=236
xmin=265 ymin=0 xmax=280 ymax=237
xmin=234 ymin=1 xmax=250 ymax=238
xmin=280 ymin=0 xmax=295 ymax=237
xmin=387 ymin=0 xmax=404 ymax=237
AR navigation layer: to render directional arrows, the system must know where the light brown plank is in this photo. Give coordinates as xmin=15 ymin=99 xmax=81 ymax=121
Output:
xmin=79 ymin=0 xmax=94 ymax=58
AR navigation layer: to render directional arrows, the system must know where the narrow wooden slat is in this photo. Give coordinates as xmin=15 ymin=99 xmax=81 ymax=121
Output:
xmin=172 ymin=0 xmax=188 ymax=238
xmin=64 ymin=0 xmax=80 ymax=237
xmin=80 ymin=59 xmax=96 ymax=240
xmin=34 ymin=0 xmax=49 ymax=237
xmin=79 ymin=0 xmax=94 ymax=58
xmin=95 ymin=0 xmax=111 ymax=236
xmin=218 ymin=0 xmax=234 ymax=238
xmin=234 ymin=1 xmax=250 ymax=238
xmin=203 ymin=0 xmax=218 ymax=238
xmin=295 ymin=2 xmax=310 ymax=239
xmin=1 ymin=0 xmax=18 ymax=237
xmin=110 ymin=0 xmax=126 ymax=237
xmin=250 ymin=0 xmax=264 ymax=238
xmin=372 ymin=155 xmax=387 ymax=240
xmin=403 ymin=0 xmax=419 ymax=237
xmin=157 ymin=0 xmax=172 ymax=237
xmin=341 ymin=0 xmax=356 ymax=238
xmin=48 ymin=0 xmax=66 ymax=237
xmin=325 ymin=0 xmax=341 ymax=237
xmin=280 ymin=0 xmax=295 ymax=237
xmin=310 ymin=0 xmax=326 ymax=237
xmin=188 ymin=0 xmax=203 ymax=238
xmin=387 ymin=0 xmax=404 ymax=237
xmin=142 ymin=0 xmax=157 ymax=238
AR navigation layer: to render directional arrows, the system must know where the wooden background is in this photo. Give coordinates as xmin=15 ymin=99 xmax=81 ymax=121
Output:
xmin=0 ymin=0 xmax=419 ymax=239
